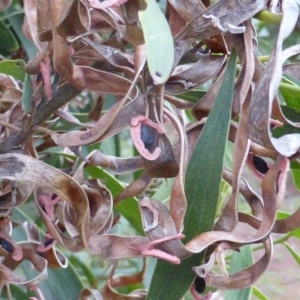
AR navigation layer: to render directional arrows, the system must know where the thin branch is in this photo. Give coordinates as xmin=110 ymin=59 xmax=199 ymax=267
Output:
xmin=0 ymin=83 xmax=81 ymax=153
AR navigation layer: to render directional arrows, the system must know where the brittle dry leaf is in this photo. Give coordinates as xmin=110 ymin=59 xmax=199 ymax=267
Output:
xmin=248 ymin=0 xmax=300 ymax=156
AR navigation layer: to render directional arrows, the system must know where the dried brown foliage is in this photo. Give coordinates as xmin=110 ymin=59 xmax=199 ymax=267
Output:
xmin=1 ymin=0 xmax=300 ymax=299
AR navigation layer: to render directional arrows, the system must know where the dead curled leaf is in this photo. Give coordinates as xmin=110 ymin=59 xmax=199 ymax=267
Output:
xmin=133 ymin=166 xmax=280 ymax=272
xmin=173 ymin=0 xmax=265 ymax=65
xmin=185 ymin=155 xmax=290 ymax=253
xmin=101 ymin=259 xmax=147 ymax=300
xmin=0 ymin=153 xmax=90 ymax=252
xmin=87 ymin=150 xmax=144 ymax=174
xmin=248 ymin=0 xmax=300 ymax=156
xmin=3 ymin=0 xmax=300 ymax=297
xmin=194 ymin=236 xmax=273 ymax=290
xmin=165 ymin=54 xmax=226 ymax=94
xmin=1 ymin=242 xmax=48 ymax=288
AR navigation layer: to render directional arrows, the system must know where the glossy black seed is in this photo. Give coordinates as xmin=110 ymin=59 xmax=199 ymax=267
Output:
xmin=44 ymin=238 xmax=55 ymax=248
xmin=140 ymin=124 xmax=156 ymax=153
xmin=253 ymin=155 xmax=269 ymax=174
xmin=0 ymin=238 xmax=14 ymax=253
xmin=194 ymin=276 xmax=206 ymax=294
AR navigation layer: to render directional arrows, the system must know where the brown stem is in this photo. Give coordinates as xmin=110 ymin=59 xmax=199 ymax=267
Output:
xmin=33 ymin=83 xmax=81 ymax=125
xmin=0 ymin=83 xmax=81 ymax=154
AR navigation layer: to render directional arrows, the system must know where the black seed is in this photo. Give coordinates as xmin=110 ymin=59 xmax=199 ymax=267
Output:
xmin=140 ymin=124 xmax=156 ymax=153
xmin=0 ymin=238 xmax=14 ymax=253
xmin=253 ymin=155 xmax=269 ymax=174
xmin=194 ymin=276 xmax=206 ymax=294
xmin=37 ymin=72 xmax=43 ymax=82
xmin=44 ymin=238 xmax=55 ymax=248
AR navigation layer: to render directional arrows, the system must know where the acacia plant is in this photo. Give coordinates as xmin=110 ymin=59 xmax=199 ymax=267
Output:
xmin=1 ymin=0 xmax=300 ymax=299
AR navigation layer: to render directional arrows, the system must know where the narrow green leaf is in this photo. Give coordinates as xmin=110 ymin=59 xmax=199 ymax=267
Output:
xmin=4 ymin=6 xmax=37 ymax=59
xmin=1 ymin=284 xmax=31 ymax=299
xmin=252 ymin=286 xmax=269 ymax=300
xmin=157 ymin=0 xmax=168 ymax=12
xmin=276 ymin=211 xmax=300 ymax=239
xmin=152 ymin=178 xmax=174 ymax=201
xmin=224 ymin=245 xmax=253 ymax=300
xmin=0 ymin=10 xmax=25 ymax=22
xmin=276 ymin=211 xmax=291 ymax=219
xmin=254 ymin=10 xmax=282 ymax=26
xmin=69 ymin=255 xmax=97 ymax=286
xmin=291 ymin=161 xmax=300 ymax=191
xmin=139 ymin=0 xmax=174 ymax=84
xmin=269 ymin=107 xmax=300 ymax=138
xmin=283 ymin=242 xmax=300 ymax=266
xmin=281 ymin=105 xmax=300 ymax=122
xmin=38 ymin=263 xmax=84 ymax=299
xmin=85 ymin=166 xmax=144 ymax=235
xmin=147 ymin=50 xmax=237 ymax=299
xmin=271 ymin=123 xmax=300 ymax=138
xmin=280 ymin=83 xmax=300 ymax=111
xmin=179 ymin=90 xmax=207 ymax=104
xmin=22 ymin=73 xmax=33 ymax=113
xmin=0 ymin=20 xmax=19 ymax=53
xmin=290 ymin=229 xmax=300 ymax=240
xmin=0 ymin=59 xmax=25 ymax=81
xmin=283 ymin=74 xmax=300 ymax=87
